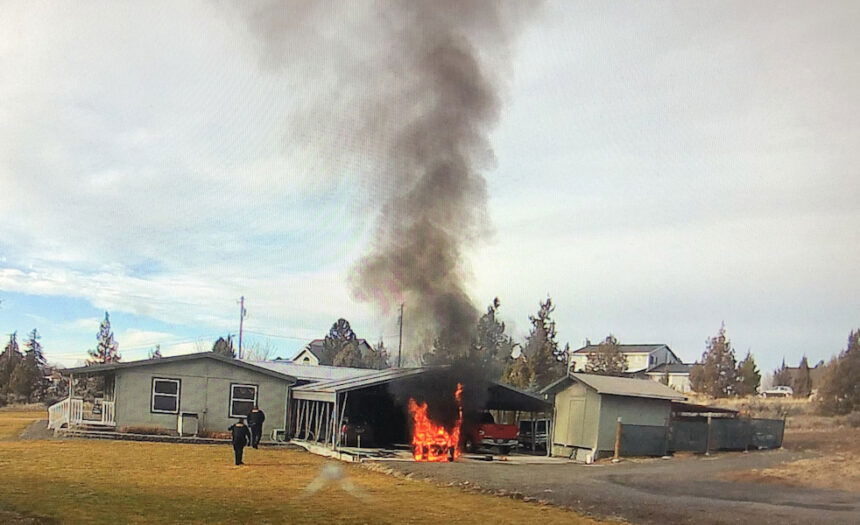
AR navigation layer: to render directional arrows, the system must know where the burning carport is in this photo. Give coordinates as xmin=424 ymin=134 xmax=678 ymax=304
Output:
xmin=288 ymin=366 xmax=552 ymax=455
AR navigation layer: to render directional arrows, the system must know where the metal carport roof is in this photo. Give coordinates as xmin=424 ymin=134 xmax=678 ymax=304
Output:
xmin=292 ymin=366 xmax=552 ymax=411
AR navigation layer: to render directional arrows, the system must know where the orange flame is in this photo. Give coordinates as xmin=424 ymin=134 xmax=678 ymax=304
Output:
xmin=408 ymin=383 xmax=464 ymax=462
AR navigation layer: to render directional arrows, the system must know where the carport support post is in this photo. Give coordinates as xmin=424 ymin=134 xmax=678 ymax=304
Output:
xmin=531 ymin=413 xmax=536 ymax=452
xmin=335 ymin=392 xmax=348 ymax=449
xmin=613 ymin=417 xmax=622 ymax=460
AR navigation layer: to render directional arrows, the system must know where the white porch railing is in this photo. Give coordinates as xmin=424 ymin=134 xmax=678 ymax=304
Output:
xmin=47 ymin=398 xmax=69 ymax=429
xmin=47 ymin=398 xmax=115 ymax=429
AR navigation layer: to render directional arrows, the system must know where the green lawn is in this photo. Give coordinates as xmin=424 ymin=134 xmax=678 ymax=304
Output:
xmin=0 ymin=411 xmax=604 ymax=524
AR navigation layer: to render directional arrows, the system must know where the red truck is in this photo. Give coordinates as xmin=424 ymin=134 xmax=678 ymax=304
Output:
xmin=462 ymin=412 xmax=518 ymax=455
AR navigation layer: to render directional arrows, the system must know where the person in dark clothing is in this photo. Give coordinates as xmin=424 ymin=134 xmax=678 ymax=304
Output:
xmin=228 ymin=418 xmax=252 ymax=465
xmin=247 ymin=405 xmax=266 ymax=449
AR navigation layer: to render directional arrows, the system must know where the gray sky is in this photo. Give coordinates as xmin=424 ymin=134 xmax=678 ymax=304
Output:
xmin=0 ymin=1 xmax=858 ymax=370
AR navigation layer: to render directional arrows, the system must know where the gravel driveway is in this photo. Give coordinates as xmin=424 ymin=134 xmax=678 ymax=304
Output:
xmin=379 ymin=449 xmax=860 ymax=524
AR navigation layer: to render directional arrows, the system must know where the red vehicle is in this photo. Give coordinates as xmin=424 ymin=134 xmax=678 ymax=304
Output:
xmin=462 ymin=412 xmax=518 ymax=455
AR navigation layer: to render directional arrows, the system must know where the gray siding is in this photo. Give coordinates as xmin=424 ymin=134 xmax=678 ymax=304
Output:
xmin=595 ymin=395 xmax=671 ymax=451
xmin=114 ymin=358 xmax=290 ymax=435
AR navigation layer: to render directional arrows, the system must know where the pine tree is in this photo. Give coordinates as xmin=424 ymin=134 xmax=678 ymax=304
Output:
xmin=87 ymin=312 xmax=121 ymax=364
xmin=323 ymin=318 xmax=358 ymax=364
xmin=519 ymin=297 xmax=568 ymax=390
xmin=689 ymin=323 xmax=739 ymax=398
xmin=0 ymin=332 xmax=24 ymax=397
xmin=735 ymin=351 xmax=761 ymax=397
xmin=503 ymin=355 xmax=533 ymax=390
xmin=473 ymin=298 xmax=515 ymax=380
xmin=212 ymin=336 xmax=236 ymax=358
xmin=793 ymin=356 xmax=813 ymax=398
xmin=332 ymin=340 xmax=364 ymax=367
xmin=11 ymin=329 xmax=48 ymax=402
xmin=817 ymin=330 xmax=860 ymax=415
xmin=365 ymin=339 xmax=390 ymax=370
xmin=584 ymin=334 xmax=627 ymax=376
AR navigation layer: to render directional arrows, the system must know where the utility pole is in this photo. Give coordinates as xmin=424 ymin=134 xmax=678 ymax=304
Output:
xmin=397 ymin=303 xmax=404 ymax=368
xmin=238 ymin=296 xmax=246 ymax=359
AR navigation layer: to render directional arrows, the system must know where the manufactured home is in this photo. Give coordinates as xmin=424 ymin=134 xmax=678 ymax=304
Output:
xmin=48 ymin=352 xmax=297 ymax=439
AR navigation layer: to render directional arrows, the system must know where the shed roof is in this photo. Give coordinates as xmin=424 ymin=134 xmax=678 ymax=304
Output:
xmin=542 ymin=373 xmax=686 ymax=401
xmin=62 ymin=352 xmax=297 ymax=383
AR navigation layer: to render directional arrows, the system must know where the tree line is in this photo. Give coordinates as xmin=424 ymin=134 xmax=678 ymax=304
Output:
xmin=687 ymin=323 xmax=860 ymax=414
xmin=0 ymin=329 xmax=48 ymax=405
xmin=301 ymin=297 xmax=572 ymax=391
xmin=688 ymin=323 xmax=761 ymax=398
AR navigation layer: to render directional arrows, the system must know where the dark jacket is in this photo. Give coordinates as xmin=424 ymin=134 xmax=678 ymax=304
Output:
xmin=247 ymin=409 xmax=266 ymax=428
xmin=228 ymin=422 xmax=252 ymax=447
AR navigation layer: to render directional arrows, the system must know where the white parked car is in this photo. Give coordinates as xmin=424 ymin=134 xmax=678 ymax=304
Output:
xmin=762 ymin=385 xmax=793 ymax=398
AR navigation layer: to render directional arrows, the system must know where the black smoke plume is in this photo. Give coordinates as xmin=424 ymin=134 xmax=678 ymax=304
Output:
xmin=235 ymin=1 xmax=535 ymax=416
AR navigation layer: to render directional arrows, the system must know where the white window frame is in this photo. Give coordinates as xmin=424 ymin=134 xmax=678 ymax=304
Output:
xmin=229 ymin=383 xmax=258 ymax=418
xmin=151 ymin=377 xmax=181 ymax=414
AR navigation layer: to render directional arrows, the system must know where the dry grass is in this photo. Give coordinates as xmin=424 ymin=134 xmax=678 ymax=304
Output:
xmin=724 ymin=426 xmax=860 ymax=493
xmin=0 ymin=409 xmax=45 ymax=440
xmin=0 ymin=412 xmax=606 ymax=524
xmin=685 ymin=395 xmax=815 ymax=419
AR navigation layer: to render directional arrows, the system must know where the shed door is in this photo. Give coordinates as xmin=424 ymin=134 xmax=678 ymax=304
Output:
xmin=567 ymin=399 xmax=585 ymax=446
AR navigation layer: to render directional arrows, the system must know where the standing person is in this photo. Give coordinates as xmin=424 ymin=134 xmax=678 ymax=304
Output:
xmin=228 ymin=418 xmax=252 ymax=465
xmin=247 ymin=405 xmax=266 ymax=449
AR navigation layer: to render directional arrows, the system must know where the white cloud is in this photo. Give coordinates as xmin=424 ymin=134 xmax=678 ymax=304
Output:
xmin=1 ymin=1 xmax=858 ymax=374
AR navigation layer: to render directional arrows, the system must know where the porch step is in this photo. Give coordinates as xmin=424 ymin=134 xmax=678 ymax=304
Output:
xmin=74 ymin=424 xmax=116 ymax=432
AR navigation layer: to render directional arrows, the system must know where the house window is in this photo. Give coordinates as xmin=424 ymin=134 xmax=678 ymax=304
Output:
xmin=151 ymin=378 xmax=180 ymax=414
xmin=229 ymin=383 xmax=258 ymax=418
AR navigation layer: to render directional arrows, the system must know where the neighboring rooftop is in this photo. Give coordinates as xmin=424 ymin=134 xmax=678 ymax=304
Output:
xmin=293 ymin=338 xmax=374 ymax=363
xmin=645 ymin=362 xmax=694 ymax=374
xmin=571 ymin=343 xmax=669 ymax=355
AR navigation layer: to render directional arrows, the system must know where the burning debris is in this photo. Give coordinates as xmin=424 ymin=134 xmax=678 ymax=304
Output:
xmin=409 ymin=383 xmax=463 ymax=462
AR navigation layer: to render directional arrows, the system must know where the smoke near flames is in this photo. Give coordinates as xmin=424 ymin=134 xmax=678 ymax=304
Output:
xmin=234 ymin=1 xmax=536 ymax=364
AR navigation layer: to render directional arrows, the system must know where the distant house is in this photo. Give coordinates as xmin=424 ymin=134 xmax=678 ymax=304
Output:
xmin=637 ymin=362 xmax=694 ymax=393
xmin=542 ymin=373 xmax=685 ymax=461
xmin=569 ymin=343 xmax=681 ymax=373
xmin=783 ymin=361 xmax=828 ymax=391
xmin=48 ymin=352 xmax=297 ymax=439
xmin=292 ymin=338 xmax=374 ymax=366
